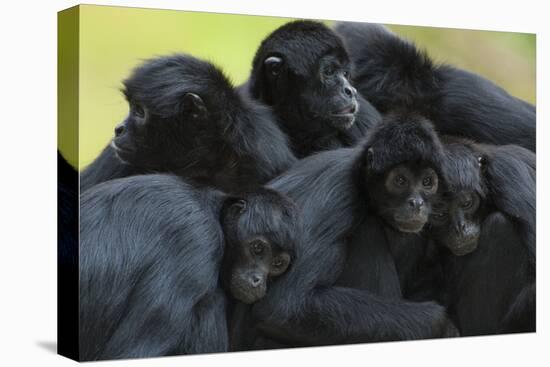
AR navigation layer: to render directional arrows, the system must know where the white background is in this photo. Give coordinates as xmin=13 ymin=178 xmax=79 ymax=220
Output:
xmin=0 ymin=0 xmax=547 ymax=365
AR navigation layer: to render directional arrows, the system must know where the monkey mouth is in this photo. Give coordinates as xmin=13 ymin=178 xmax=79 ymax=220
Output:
xmin=393 ymin=218 xmax=427 ymax=233
xmin=111 ymin=141 xmax=135 ymax=164
xmin=333 ymin=104 xmax=357 ymax=115
xmin=111 ymin=140 xmax=132 ymax=153
xmin=331 ymin=102 xmax=358 ymax=118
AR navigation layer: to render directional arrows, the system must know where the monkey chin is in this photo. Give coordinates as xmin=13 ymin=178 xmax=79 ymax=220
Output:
xmin=111 ymin=141 xmax=135 ymax=165
xmin=446 ymin=236 xmax=479 ymax=256
xmin=330 ymin=112 xmax=356 ymax=130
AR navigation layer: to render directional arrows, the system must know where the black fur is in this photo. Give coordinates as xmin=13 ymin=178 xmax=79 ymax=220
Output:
xmin=477 ymin=143 xmax=536 ymax=260
xmin=438 ymin=137 xmax=486 ymax=196
xmin=79 ymin=174 xmax=299 ymax=360
xmin=80 ymin=54 xmax=295 ymax=193
xmin=335 ymin=22 xmax=536 ymax=151
xmin=441 ymin=212 xmax=535 ymax=335
xmin=244 ymin=20 xmax=382 ymax=158
xmin=58 ymin=151 xmax=79 ymax=359
xmin=362 ymin=111 xmax=445 ymax=175
xmin=249 ymin=113 xmax=456 ymax=347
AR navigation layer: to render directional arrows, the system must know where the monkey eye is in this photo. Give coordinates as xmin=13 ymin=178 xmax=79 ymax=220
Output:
xmin=133 ymin=104 xmax=145 ymax=119
xmin=272 ymin=258 xmax=283 ymax=267
xmin=323 ymin=67 xmax=335 ymax=77
xmin=394 ymin=175 xmax=407 ymax=187
xmin=250 ymin=241 xmax=265 ymax=255
xmin=422 ymin=177 xmax=433 ymax=187
xmin=270 ymin=65 xmax=281 ymax=76
xmin=264 ymin=56 xmax=283 ymax=77
xmin=431 ymin=208 xmax=447 ymax=218
xmin=461 ymin=199 xmax=473 ymax=209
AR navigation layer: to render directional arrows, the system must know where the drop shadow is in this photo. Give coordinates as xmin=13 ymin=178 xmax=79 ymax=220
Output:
xmin=36 ymin=340 xmax=57 ymax=354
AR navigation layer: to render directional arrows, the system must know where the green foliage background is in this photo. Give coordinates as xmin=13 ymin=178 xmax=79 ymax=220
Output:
xmin=67 ymin=5 xmax=535 ymax=169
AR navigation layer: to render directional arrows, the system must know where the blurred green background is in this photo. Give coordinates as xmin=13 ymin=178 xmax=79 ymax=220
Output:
xmin=69 ymin=5 xmax=536 ymax=169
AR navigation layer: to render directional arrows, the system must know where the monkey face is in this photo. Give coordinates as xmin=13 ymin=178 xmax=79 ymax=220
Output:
xmin=111 ymin=92 xmax=209 ymax=169
xmin=220 ymin=192 xmax=296 ymax=304
xmin=111 ymin=101 xmax=149 ymax=164
xmin=303 ymin=54 xmax=359 ymax=131
xmin=229 ymin=235 xmax=291 ymax=304
xmin=261 ymin=52 xmax=359 ymax=132
xmin=371 ymin=163 xmax=439 ymax=233
xmin=429 ymin=191 xmax=482 ymax=256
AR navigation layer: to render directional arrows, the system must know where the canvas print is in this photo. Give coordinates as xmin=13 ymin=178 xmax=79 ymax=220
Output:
xmin=57 ymin=4 xmax=536 ymax=362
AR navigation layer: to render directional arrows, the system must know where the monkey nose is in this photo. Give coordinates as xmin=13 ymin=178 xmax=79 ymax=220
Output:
xmin=249 ymin=274 xmax=263 ymax=288
xmin=455 ymin=222 xmax=467 ymax=235
xmin=408 ymin=198 xmax=424 ymax=210
xmin=114 ymin=124 xmax=125 ymax=137
xmin=343 ymin=86 xmax=354 ymax=98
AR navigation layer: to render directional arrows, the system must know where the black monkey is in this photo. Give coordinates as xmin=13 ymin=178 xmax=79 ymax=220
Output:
xmin=80 ymin=54 xmax=296 ymax=193
xmin=428 ymin=138 xmax=490 ymax=257
xmin=425 ymin=138 xmax=536 ymax=335
xmin=357 ymin=113 xmax=447 ymax=303
xmin=335 ymin=22 xmax=536 ymax=151
xmin=250 ymin=112 xmax=456 ymax=347
xmin=79 ymin=175 xmax=296 ymax=360
xmin=244 ymin=20 xmax=382 ymax=158
xmin=435 ymin=138 xmax=535 ymax=261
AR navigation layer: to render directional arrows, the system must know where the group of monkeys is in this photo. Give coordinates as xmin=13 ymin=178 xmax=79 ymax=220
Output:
xmin=58 ymin=20 xmax=536 ymax=361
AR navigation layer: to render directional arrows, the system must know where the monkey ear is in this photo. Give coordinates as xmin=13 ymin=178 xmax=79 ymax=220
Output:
xmin=232 ymin=199 xmax=247 ymax=213
xmin=225 ymin=197 xmax=247 ymax=215
xmin=366 ymin=147 xmax=374 ymax=169
xmin=264 ymin=56 xmax=283 ymax=77
xmin=477 ymin=155 xmax=487 ymax=168
xmin=269 ymin=252 xmax=291 ymax=277
xmin=182 ymin=93 xmax=207 ymax=120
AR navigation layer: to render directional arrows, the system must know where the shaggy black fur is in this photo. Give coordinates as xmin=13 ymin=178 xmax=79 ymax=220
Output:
xmin=80 ymin=54 xmax=295 ymax=193
xmin=335 ymin=22 xmax=536 ymax=151
xmin=248 ymin=112 xmax=457 ymax=347
xmin=243 ymin=21 xmax=382 ymax=158
xmin=79 ymin=175 xmax=298 ymax=360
